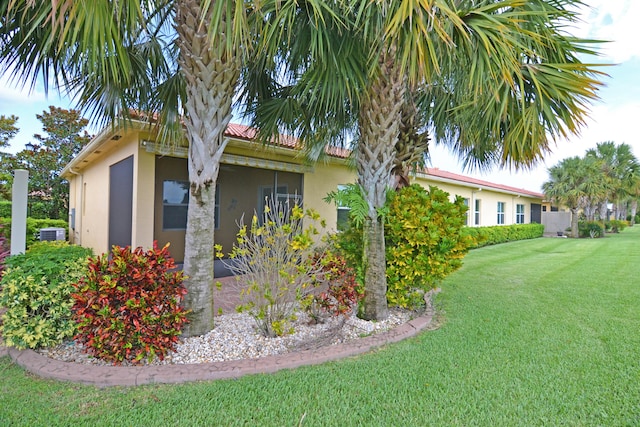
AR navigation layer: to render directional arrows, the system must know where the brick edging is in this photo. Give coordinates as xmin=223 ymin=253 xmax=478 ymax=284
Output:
xmin=6 ymin=311 xmax=435 ymax=387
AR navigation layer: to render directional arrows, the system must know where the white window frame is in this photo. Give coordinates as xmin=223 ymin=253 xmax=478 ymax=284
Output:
xmin=497 ymin=201 xmax=505 ymax=225
xmin=516 ymin=204 xmax=525 ymax=224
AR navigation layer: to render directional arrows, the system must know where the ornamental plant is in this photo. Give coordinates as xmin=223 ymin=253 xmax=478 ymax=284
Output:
xmin=219 ymin=198 xmax=327 ymax=337
xmin=385 ymin=185 xmax=472 ymax=309
xmin=301 ymin=251 xmax=363 ymax=323
xmin=72 ymin=242 xmax=189 ymax=365
xmin=0 ymin=241 xmax=92 ymax=349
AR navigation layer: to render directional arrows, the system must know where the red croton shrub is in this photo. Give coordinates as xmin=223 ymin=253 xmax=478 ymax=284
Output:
xmin=304 ymin=252 xmax=362 ymax=322
xmin=72 ymin=242 xmax=189 ymax=365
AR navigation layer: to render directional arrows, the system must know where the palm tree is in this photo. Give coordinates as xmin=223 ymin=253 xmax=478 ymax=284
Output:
xmin=245 ymin=0 xmax=604 ymax=319
xmin=586 ymin=142 xmax=640 ymax=222
xmin=543 ymin=156 xmax=604 ymax=237
xmin=0 ymin=0 xmax=253 ymax=335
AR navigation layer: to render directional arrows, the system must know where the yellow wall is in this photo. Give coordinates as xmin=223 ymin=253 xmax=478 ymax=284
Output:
xmin=67 ymin=124 xmax=544 ymax=259
xmin=66 ymin=130 xmax=155 ymax=256
xmin=303 ymin=160 xmax=356 ymax=231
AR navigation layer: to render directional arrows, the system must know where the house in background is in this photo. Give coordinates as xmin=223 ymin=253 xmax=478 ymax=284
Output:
xmin=61 ymin=120 xmax=545 ymax=262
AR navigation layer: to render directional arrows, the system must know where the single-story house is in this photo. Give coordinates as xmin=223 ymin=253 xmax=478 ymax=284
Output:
xmin=61 ymin=120 xmax=546 ymax=262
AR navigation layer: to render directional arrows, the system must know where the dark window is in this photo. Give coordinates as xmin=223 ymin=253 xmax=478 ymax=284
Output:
xmin=163 ymin=181 xmax=220 ymax=230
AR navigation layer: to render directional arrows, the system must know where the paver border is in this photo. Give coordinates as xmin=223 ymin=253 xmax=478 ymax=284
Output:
xmin=5 ymin=311 xmax=435 ymax=387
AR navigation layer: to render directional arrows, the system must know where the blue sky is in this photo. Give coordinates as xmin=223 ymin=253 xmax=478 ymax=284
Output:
xmin=1 ymin=0 xmax=638 ymax=193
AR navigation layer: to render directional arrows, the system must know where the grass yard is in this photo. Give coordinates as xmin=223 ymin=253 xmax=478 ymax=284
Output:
xmin=2 ymin=227 xmax=640 ymax=426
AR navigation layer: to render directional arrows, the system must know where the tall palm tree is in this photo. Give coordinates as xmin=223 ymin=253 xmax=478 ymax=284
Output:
xmin=0 ymin=0 xmax=253 ymax=335
xmin=245 ymin=0 xmax=604 ymax=319
xmin=543 ymin=156 xmax=604 ymax=237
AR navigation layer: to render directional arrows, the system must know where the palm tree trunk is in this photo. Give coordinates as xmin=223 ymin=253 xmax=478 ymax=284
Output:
xmin=357 ymin=49 xmax=404 ymax=321
xmin=176 ymin=0 xmax=240 ymax=336
xmin=631 ymin=199 xmax=638 ymax=225
xmin=570 ymin=207 xmax=579 ymax=238
xmin=392 ymin=91 xmax=429 ymax=190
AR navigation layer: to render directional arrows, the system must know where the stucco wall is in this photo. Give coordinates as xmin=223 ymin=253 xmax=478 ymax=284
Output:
xmin=66 ymin=131 xmax=155 ymax=256
xmin=303 ymin=160 xmax=356 ymax=231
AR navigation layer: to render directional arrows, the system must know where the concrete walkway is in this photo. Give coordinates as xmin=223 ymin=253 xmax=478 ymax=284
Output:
xmin=0 ymin=279 xmax=438 ymax=387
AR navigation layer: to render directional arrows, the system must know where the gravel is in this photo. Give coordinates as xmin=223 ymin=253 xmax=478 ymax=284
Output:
xmin=36 ymin=308 xmax=418 ymax=366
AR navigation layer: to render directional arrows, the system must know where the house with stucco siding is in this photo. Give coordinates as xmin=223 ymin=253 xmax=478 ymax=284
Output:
xmin=61 ymin=120 xmax=545 ymax=262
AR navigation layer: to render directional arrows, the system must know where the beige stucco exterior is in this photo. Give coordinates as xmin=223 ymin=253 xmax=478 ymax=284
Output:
xmin=63 ymin=121 xmax=545 ymax=260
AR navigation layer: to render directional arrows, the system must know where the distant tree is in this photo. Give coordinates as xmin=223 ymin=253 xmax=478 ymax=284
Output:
xmin=0 ymin=115 xmax=18 ymax=150
xmin=543 ymin=156 xmax=606 ymax=238
xmin=586 ymin=142 xmax=640 ymax=221
xmin=0 ymin=115 xmax=19 ymax=199
xmin=11 ymin=107 xmax=91 ymax=219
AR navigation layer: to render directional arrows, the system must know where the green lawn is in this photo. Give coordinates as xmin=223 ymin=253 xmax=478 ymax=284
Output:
xmin=2 ymin=227 xmax=640 ymax=426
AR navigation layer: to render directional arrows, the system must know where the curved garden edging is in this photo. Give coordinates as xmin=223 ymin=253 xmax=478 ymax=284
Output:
xmin=7 ymin=310 xmax=435 ymax=388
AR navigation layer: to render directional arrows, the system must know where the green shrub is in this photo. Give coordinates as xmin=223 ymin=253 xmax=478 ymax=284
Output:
xmin=0 ymin=217 xmax=68 ymax=249
xmin=578 ymin=221 xmax=603 ymax=238
xmin=220 ymin=200 xmax=328 ymax=337
xmin=72 ymin=242 xmax=189 ymax=365
xmin=605 ymin=219 xmax=627 ymax=233
xmin=331 ymin=184 xmax=473 ymax=310
xmin=462 ymin=223 xmax=544 ymax=248
xmin=385 ymin=185 xmax=471 ymax=309
xmin=0 ymin=201 xmax=11 ymax=217
xmin=0 ymin=242 xmax=92 ymax=349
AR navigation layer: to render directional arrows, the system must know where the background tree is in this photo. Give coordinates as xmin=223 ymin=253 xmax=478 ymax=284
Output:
xmin=543 ymin=156 xmax=605 ymax=237
xmin=245 ymin=0 xmax=604 ymax=319
xmin=586 ymin=142 xmax=639 ymax=221
xmin=0 ymin=115 xmax=19 ymax=199
xmin=21 ymin=107 xmax=90 ymax=219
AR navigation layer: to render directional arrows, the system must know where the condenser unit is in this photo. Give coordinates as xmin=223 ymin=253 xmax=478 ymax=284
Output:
xmin=39 ymin=227 xmax=66 ymax=241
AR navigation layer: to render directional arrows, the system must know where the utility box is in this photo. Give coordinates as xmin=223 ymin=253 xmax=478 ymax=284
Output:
xmin=39 ymin=227 xmax=66 ymax=242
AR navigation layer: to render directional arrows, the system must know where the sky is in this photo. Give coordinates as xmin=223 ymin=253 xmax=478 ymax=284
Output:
xmin=1 ymin=0 xmax=638 ymax=194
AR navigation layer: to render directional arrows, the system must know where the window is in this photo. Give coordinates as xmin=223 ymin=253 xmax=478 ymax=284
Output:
xmin=163 ymin=180 xmax=219 ymax=230
xmin=336 ymin=185 xmax=350 ymax=231
xmin=463 ymin=198 xmax=470 ymax=226
xmin=516 ymin=204 xmax=525 ymax=224
xmin=474 ymin=199 xmax=481 ymax=225
xmin=497 ymin=201 xmax=505 ymax=225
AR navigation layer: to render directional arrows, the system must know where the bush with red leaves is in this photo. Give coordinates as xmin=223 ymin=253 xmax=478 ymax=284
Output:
xmin=72 ymin=242 xmax=189 ymax=365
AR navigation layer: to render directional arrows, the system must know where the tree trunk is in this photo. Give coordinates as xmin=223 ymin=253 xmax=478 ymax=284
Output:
xmin=357 ymin=49 xmax=404 ymax=321
xmin=570 ymin=207 xmax=579 ymax=238
xmin=176 ymin=0 xmax=240 ymax=336
xmin=392 ymin=91 xmax=429 ymax=191
xmin=631 ymin=199 xmax=638 ymax=225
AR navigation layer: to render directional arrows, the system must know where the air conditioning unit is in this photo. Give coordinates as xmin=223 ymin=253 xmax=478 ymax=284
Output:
xmin=39 ymin=227 xmax=66 ymax=242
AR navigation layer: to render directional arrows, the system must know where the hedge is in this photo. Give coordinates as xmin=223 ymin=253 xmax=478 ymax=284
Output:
xmin=462 ymin=223 xmax=545 ymax=249
xmin=0 ymin=218 xmax=68 ymax=249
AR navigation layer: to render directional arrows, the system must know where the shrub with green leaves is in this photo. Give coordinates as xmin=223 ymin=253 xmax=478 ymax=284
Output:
xmin=72 ymin=242 xmax=189 ymax=365
xmin=605 ymin=219 xmax=627 ymax=233
xmin=385 ymin=185 xmax=472 ymax=308
xmin=0 ymin=217 xmax=68 ymax=249
xmin=219 ymin=200 xmax=328 ymax=337
xmin=579 ymin=220 xmax=604 ymax=238
xmin=462 ymin=223 xmax=545 ymax=248
xmin=0 ymin=241 xmax=92 ymax=349
xmin=331 ymin=184 xmax=472 ymax=310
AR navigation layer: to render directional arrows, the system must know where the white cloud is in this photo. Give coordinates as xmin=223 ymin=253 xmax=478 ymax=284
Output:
xmin=0 ymin=74 xmax=46 ymax=104
xmin=574 ymin=0 xmax=640 ymax=62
